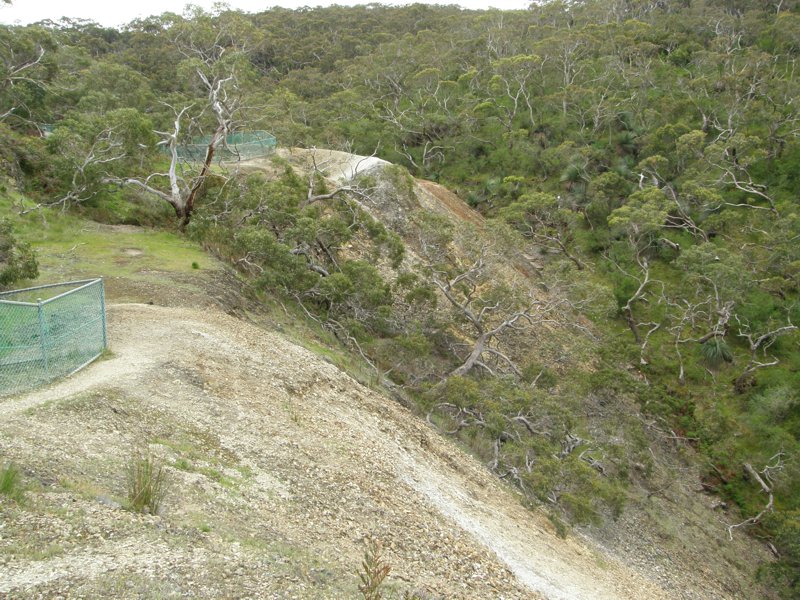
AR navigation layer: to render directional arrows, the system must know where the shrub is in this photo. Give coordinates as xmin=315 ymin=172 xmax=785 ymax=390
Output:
xmin=126 ymin=453 xmax=170 ymax=515
xmin=701 ymin=338 xmax=733 ymax=368
xmin=0 ymin=220 xmax=38 ymax=289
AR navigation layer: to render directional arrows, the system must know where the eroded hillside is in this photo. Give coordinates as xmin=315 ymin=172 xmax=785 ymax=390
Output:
xmin=0 ymin=149 xmax=773 ymax=599
xmin=2 ymin=302 xmax=670 ymax=599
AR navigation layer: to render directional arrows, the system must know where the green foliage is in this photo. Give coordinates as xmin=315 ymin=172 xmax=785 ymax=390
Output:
xmin=676 ymin=244 xmax=750 ymax=298
xmin=426 ymin=376 xmax=630 ymax=525
xmin=394 ymin=272 xmax=436 ymax=308
xmin=586 ymin=171 xmax=632 ymax=225
xmin=0 ymin=219 xmax=38 ymax=288
xmin=760 ymin=510 xmax=800 ymax=598
xmin=700 ymin=338 xmax=733 ymax=368
xmin=0 ymin=24 xmax=58 ymax=123
xmin=4 ymin=5 xmax=800 ymax=594
xmin=607 ymin=187 xmax=671 ymax=241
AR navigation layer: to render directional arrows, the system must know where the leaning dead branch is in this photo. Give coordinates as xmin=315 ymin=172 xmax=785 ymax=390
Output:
xmin=428 ymin=244 xmax=564 ymax=377
xmin=23 ymin=127 xmax=126 ymax=214
xmin=727 ymin=452 xmax=785 ymax=540
xmin=734 ymin=315 xmax=797 ymax=392
xmin=299 ymin=148 xmax=378 ymax=211
xmin=666 ymin=279 xmax=734 ymax=384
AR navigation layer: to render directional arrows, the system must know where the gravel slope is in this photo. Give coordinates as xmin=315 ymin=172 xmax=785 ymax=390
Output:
xmin=0 ymin=303 xmax=672 ymax=599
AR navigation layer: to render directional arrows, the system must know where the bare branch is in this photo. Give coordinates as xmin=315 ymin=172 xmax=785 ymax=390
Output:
xmin=727 ymin=453 xmax=785 ymax=540
xmin=734 ymin=314 xmax=797 ymax=391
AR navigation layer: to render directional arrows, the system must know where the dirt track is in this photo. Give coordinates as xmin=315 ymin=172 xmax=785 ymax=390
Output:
xmin=0 ymin=303 xmax=673 ymax=599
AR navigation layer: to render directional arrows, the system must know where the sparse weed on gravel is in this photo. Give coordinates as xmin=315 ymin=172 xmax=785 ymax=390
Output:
xmin=0 ymin=463 xmax=24 ymax=503
xmin=126 ymin=453 xmax=170 ymax=515
xmin=357 ymin=537 xmax=426 ymax=600
xmin=359 ymin=537 xmax=391 ymax=600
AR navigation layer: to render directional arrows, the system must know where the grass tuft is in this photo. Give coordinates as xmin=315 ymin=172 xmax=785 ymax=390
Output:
xmin=0 ymin=463 xmax=24 ymax=503
xmin=126 ymin=453 xmax=170 ymax=515
xmin=701 ymin=338 xmax=733 ymax=368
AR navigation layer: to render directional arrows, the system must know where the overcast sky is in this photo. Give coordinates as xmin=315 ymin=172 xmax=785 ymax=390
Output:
xmin=1 ymin=1 xmax=530 ymax=28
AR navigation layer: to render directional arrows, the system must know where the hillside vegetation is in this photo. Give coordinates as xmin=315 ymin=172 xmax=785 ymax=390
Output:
xmin=1 ymin=0 xmax=799 ymax=597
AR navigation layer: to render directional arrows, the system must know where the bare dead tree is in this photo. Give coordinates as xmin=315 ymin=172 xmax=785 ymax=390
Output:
xmin=667 ymin=278 xmax=734 ymax=384
xmin=105 ymin=20 xmax=250 ymax=229
xmin=299 ymin=148 xmax=378 ymax=210
xmin=702 ymin=139 xmax=779 ymax=215
xmin=727 ymin=452 xmax=786 ymax=540
xmin=733 ymin=315 xmax=797 ymax=392
xmin=430 ymin=403 xmax=488 ymax=434
xmin=106 ymin=103 xmax=195 ymax=223
xmin=486 ymin=54 xmax=541 ymax=148
xmin=662 ymin=185 xmax=709 ymax=242
xmin=427 ymin=244 xmax=563 ymax=377
xmin=606 ymin=241 xmax=662 ymax=351
xmin=395 ymin=140 xmax=449 ymax=172
xmin=559 ymin=431 xmax=584 ymax=457
xmin=110 ymin=64 xmax=238 ymax=229
xmin=516 ymin=210 xmax=586 ymax=271
xmin=23 ymin=127 xmax=126 ymax=213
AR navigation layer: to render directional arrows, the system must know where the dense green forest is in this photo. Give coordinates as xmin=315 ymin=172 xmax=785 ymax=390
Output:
xmin=1 ymin=0 xmax=800 ymax=595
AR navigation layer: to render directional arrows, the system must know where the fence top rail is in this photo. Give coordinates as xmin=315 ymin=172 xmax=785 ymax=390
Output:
xmin=0 ymin=278 xmax=102 ymax=305
xmin=40 ymin=278 xmax=102 ymax=305
xmin=0 ymin=298 xmax=37 ymax=307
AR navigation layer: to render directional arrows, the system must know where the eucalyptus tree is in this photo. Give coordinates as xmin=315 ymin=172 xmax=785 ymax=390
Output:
xmin=111 ymin=8 xmax=263 ymax=227
xmin=0 ymin=24 xmax=57 ymax=124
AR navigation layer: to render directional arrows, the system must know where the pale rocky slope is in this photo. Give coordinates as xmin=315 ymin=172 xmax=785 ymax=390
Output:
xmin=0 ymin=302 xmax=673 ymax=599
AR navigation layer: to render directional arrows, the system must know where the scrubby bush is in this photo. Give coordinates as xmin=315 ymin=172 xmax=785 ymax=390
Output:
xmin=0 ymin=220 xmax=38 ymax=289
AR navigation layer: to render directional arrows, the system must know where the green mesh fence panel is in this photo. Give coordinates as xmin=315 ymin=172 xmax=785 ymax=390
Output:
xmin=173 ymin=130 xmax=277 ymax=161
xmin=0 ymin=279 xmax=107 ymax=396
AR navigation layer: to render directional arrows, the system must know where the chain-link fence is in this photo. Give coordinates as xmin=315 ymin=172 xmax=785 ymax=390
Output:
xmin=173 ymin=131 xmax=277 ymax=162
xmin=0 ymin=278 xmax=107 ymax=396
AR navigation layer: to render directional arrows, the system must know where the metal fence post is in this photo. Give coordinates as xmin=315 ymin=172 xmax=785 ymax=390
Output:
xmin=37 ymin=298 xmax=50 ymax=379
xmin=99 ymin=278 xmax=107 ymax=349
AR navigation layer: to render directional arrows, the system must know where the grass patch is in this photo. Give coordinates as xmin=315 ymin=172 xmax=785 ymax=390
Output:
xmin=126 ymin=453 xmax=170 ymax=515
xmin=70 ymin=572 xmax=182 ymax=598
xmin=0 ymin=191 xmax=220 ymax=300
xmin=29 ymin=543 xmax=64 ymax=561
xmin=173 ymin=457 xmax=193 ymax=472
xmin=0 ymin=463 xmax=24 ymax=503
xmin=1 ymin=540 xmax=65 ymax=561
xmin=158 ymin=435 xmax=246 ymax=491
xmin=196 ymin=466 xmax=238 ymax=489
